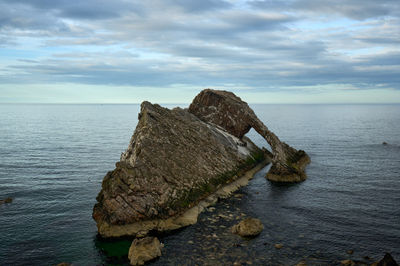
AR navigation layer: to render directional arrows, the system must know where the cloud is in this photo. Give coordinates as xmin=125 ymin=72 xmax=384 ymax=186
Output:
xmin=0 ymin=0 xmax=399 ymax=103
xmin=250 ymin=0 xmax=400 ymax=20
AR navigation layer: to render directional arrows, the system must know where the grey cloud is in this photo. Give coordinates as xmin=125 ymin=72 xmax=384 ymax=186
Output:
xmin=250 ymin=0 xmax=399 ymax=20
xmin=0 ymin=0 xmax=399 ymax=93
xmin=167 ymin=0 xmax=232 ymax=12
xmin=0 ymin=0 xmax=141 ymax=20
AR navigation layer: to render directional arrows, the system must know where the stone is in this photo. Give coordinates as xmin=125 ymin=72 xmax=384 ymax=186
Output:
xmin=0 ymin=197 xmax=12 ymax=205
xmin=373 ymin=253 xmax=399 ymax=266
xmin=347 ymin=250 xmax=354 ymax=255
xmin=231 ymin=217 xmax=264 ymax=237
xmin=340 ymin=260 xmax=355 ymax=266
xmin=274 ymin=243 xmax=283 ymax=249
xmin=128 ymin=237 xmax=163 ymax=266
xmin=382 ymin=142 xmax=388 ymax=145
xmin=56 ymin=263 xmax=71 ymax=266
xmin=296 ymin=261 xmax=307 ymax=266
xmin=188 ymin=89 xmax=310 ymax=182
xmin=93 ymin=99 xmax=270 ymax=238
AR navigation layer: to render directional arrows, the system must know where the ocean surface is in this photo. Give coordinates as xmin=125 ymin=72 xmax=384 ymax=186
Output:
xmin=0 ymin=104 xmax=399 ymax=265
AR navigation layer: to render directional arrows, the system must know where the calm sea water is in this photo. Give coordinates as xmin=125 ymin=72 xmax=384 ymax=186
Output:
xmin=0 ymin=104 xmax=399 ymax=265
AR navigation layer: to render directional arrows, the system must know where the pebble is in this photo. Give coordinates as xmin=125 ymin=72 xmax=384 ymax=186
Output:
xmin=274 ymin=243 xmax=283 ymax=249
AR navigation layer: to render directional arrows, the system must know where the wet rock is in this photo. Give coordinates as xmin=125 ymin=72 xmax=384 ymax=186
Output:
xmin=0 ymin=197 xmax=12 ymax=205
xmin=232 ymin=217 xmax=264 ymax=237
xmin=372 ymin=253 xmax=399 ymax=266
xmin=274 ymin=243 xmax=283 ymax=249
xmin=128 ymin=237 xmax=163 ymax=266
xmin=189 ymin=89 xmax=310 ymax=182
xmin=382 ymin=142 xmax=388 ymax=145
xmin=296 ymin=261 xmax=307 ymax=266
xmin=56 ymin=263 xmax=71 ymax=266
xmin=341 ymin=259 xmax=355 ymax=266
xmin=347 ymin=250 xmax=354 ymax=255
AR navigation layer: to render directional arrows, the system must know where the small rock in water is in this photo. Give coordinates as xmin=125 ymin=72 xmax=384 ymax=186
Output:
xmin=274 ymin=243 xmax=283 ymax=249
xmin=207 ymin=207 xmax=216 ymax=212
xmin=296 ymin=261 xmax=307 ymax=266
xmin=187 ymin=240 xmax=194 ymax=244
xmin=0 ymin=197 xmax=13 ymax=205
xmin=128 ymin=237 xmax=163 ymax=266
xmin=347 ymin=250 xmax=354 ymax=255
xmin=56 ymin=263 xmax=71 ymax=266
xmin=382 ymin=142 xmax=388 ymax=145
xmin=231 ymin=217 xmax=264 ymax=237
xmin=372 ymin=253 xmax=399 ymax=266
xmin=340 ymin=259 xmax=355 ymax=266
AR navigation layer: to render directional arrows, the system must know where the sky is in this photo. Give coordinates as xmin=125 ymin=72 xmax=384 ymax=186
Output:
xmin=0 ymin=0 xmax=399 ymax=103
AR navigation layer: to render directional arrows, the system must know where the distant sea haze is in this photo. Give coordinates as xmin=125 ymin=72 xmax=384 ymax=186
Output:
xmin=0 ymin=104 xmax=399 ymax=265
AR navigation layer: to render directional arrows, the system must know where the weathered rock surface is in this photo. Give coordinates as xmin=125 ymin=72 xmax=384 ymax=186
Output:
xmin=372 ymin=253 xmax=399 ymax=266
xmin=189 ymin=89 xmax=310 ymax=182
xmin=231 ymin=217 xmax=264 ymax=237
xmin=128 ymin=237 xmax=163 ymax=265
xmin=93 ymin=100 xmax=268 ymax=237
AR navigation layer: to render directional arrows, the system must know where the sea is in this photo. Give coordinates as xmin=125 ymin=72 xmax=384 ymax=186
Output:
xmin=0 ymin=104 xmax=399 ymax=265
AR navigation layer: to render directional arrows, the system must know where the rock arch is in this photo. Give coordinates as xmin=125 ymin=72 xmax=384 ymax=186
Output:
xmin=188 ymin=89 xmax=310 ymax=182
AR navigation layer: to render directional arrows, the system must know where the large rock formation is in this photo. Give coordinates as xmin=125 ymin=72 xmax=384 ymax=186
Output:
xmin=93 ymin=89 xmax=309 ymax=238
xmin=93 ymin=100 xmax=268 ymax=237
xmin=188 ymin=89 xmax=310 ymax=182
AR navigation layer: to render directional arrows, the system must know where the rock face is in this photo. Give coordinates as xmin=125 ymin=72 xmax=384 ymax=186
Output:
xmin=231 ymin=217 xmax=264 ymax=237
xmin=93 ymin=100 xmax=268 ymax=237
xmin=128 ymin=237 xmax=163 ymax=265
xmin=372 ymin=253 xmax=399 ymax=266
xmin=189 ymin=89 xmax=310 ymax=182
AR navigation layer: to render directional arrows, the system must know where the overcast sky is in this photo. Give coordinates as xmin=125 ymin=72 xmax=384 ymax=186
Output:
xmin=0 ymin=0 xmax=399 ymax=103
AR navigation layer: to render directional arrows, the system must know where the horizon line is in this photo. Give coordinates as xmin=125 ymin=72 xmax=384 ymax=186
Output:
xmin=1 ymin=102 xmax=400 ymax=105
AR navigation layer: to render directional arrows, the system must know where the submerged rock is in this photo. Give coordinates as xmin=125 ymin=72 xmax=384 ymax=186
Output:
xmin=128 ymin=237 xmax=163 ymax=265
xmin=0 ymin=197 xmax=12 ymax=205
xmin=372 ymin=253 xmax=399 ymax=266
xmin=341 ymin=259 xmax=355 ymax=266
xmin=189 ymin=89 xmax=310 ymax=182
xmin=231 ymin=217 xmax=264 ymax=237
